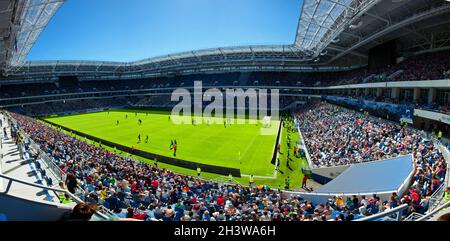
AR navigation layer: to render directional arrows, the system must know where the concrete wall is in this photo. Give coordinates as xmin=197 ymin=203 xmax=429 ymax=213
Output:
xmin=0 ymin=193 xmax=72 ymax=221
xmin=310 ymin=165 xmax=351 ymax=184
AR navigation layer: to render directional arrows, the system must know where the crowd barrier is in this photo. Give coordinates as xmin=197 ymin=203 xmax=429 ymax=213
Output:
xmin=271 ymin=120 xmax=283 ymax=165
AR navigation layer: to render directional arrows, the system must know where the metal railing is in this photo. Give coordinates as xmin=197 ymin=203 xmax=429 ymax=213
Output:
xmin=4 ymin=113 xmax=119 ymax=220
xmin=6 ymin=113 xmax=66 ymax=181
xmin=354 ymin=204 xmax=409 ymax=221
xmin=416 ymin=200 xmax=450 ymax=221
xmin=0 ymin=173 xmax=109 ymax=220
xmin=25 ymin=134 xmax=66 ymax=181
xmin=427 ymin=184 xmax=446 ymax=212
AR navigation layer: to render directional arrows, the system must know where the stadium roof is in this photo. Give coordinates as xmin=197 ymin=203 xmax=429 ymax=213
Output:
xmin=1 ymin=0 xmax=450 ymax=80
xmin=0 ymin=0 xmax=63 ymax=71
xmin=316 ymin=155 xmax=413 ymax=194
xmin=295 ymin=0 xmax=377 ymax=53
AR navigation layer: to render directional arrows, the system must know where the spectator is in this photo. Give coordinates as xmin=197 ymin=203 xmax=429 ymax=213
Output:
xmin=64 ymin=202 xmax=97 ymax=221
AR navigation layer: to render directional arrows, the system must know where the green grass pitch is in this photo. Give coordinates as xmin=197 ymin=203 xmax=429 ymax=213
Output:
xmin=45 ymin=109 xmax=280 ymax=177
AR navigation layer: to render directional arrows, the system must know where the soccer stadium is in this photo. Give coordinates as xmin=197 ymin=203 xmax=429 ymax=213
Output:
xmin=0 ymin=0 xmax=449 ymax=226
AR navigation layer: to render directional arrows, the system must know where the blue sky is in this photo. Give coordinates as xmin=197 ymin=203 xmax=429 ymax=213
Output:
xmin=27 ymin=0 xmax=303 ymax=62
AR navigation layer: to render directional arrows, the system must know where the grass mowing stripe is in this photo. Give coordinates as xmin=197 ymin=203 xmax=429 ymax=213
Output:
xmin=44 ymin=109 xmax=278 ymax=176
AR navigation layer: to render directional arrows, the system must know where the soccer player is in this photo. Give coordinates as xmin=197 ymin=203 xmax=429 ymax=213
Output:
xmin=138 ymin=119 xmax=142 ymax=125
xmin=126 ymin=114 xmax=128 ymax=119
xmin=145 ymin=135 xmax=149 ymax=143
xmin=197 ymin=167 xmax=201 ymax=177
xmin=116 ymin=120 xmax=119 ymax=125
xmin=294 ymin=146 xmax=299 ymax=156
xmin=285 ymin=176 xmax=290 ymax=190
xmin=137 ymin=134 xmax=141 ymax=143
xmin=172 ymin=142 xmax=177 ymax=156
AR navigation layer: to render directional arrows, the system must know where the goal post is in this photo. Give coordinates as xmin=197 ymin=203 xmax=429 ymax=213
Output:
xmin=261 ymin=116 xmax=271 ymax=128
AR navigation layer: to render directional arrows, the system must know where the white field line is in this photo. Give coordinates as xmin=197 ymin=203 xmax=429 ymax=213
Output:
xmin=241 ymin=121 xmax=283 ymax=180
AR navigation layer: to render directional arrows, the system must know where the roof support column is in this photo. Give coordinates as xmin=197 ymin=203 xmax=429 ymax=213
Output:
xmin=391 ymin=87 xmax=400 ymax=101
xmin=428 ymin=88 xmax=436 ymax=104
xmin=413 ymin=88 xmax=420 ymax=102
xmin=376 ymin=88 xmax=382 ymax=98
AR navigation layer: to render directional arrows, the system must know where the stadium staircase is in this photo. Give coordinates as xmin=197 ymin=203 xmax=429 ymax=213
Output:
xmin=0 ymin=113 xmax=114 ymax=221
xmin=404 ymin=135 xmax=450 ymax=221
xmin=362 ymin=74 xmax=376 ymax=83
xmin=387 ymin=70 xmax=404 ymax=80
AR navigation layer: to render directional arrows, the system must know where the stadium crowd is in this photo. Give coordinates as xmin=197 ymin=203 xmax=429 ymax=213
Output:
xmin=296 ymin=102 xmax=446 ymax=215
xmin=2 ymin=49 xmax=449 ymax=100
xmin=2 ymin=107 xmax=447 ymax=221
xmin=297 ymin=102 xmax=444 ymax=167
xmin=297 ymin=102 xmax=447 ymax=212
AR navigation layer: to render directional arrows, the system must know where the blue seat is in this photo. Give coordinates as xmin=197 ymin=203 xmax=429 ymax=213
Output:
xmin=46 ymin=177 xmax=53 ymax=186
xmin=0 ymin=213 xmax=7 ymax=221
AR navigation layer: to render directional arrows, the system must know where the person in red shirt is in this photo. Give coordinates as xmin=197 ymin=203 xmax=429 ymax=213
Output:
xmin=151 ymin=179 xmax=159 ymax=189
xmin=216 ymin=195 xmax=225 ymax=207
xmin=409 ymin=189 xmax=420 ymax=203
xmin=302 ymin=175 xmax=308 ymax=189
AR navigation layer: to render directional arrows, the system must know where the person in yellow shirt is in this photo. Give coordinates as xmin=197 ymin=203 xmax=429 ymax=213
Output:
xmin=249 ymin=175 xmax=254 ymax=187
xmin=60 ymin=193 xmax=74 ymax=204
xmin=444 ymin=187 xmax=450 ymax=202
xmin=197 ymin=167 xmax=201 ymax=177
xmin=57 ymin=182 xmax=69 ymax=202
xmin=99 ymin=186 xmax=108 ymax=200
xmin=335 ymin=196 xmax=345 ymax=208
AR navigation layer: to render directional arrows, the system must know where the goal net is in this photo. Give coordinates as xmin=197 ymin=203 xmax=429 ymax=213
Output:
xmin=261 ymin=116 xmax=272 ymax=128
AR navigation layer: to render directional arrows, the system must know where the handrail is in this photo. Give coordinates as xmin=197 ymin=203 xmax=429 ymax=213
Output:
xmin=6 ymin=113 xmax=66 ymax=181
xmin=354 ymin=203 xmax=409 ymax=221
xmin=24 ymin=133 xmax=66 ymax=181
xmin=0 ymin=173 xmax=79 ymax=199
xmin=416 ymin=200 xmax=450 ymax=221
xmin=2 ymin=114 xmax=113 ymax=220
xmin=0 ymin=173 xmax=110 ymax=220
